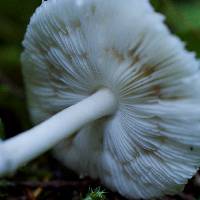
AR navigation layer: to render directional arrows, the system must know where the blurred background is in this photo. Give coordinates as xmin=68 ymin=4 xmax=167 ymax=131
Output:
xmin=0 ymin=0 xmax=40 ymax=139
xmin=0 ymin=0 xmax=200 ymax=199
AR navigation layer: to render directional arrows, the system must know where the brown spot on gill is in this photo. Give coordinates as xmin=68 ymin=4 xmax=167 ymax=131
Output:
xmin=65 ymin=53 xmax=73 ymax=62
xmin=66 ymin=52 xmax=88 ymax=61
xmin=62 ymin=28 xmax=69 ymax=35
xmin=139 ymin=145 xmax=158 ymax=159
xmin=143 ymin=65 xmax=155 ymax=76
xmin=58 ymin=25 xmax=69 ymax=35
xmin=106 ymin=48 xmax=125 ymax=63
xmin=143 ymin=148 xmax=157 ymax=155
xmin=90 ymin=4 xmax=96 ymax=15
xmin=82 ymin=52 xmax=89 ymax=60
xmin=127 ymin=35 xmax=146 ymax=68
xmin=166 ymin=96 xmax=183 ymax=100
xmin=128 ymin=54 xmax=140 ymax=68
xmin=153 ymin=85 xmax=161 ymax=97
xmin=48 ymin=63 xmax=63 ymax=85
xmin=156 ymin=136 xmax=167 ymax=144
xmin=128 ymin=43 xmax=140 ymax=57
xmin=72 ymin=19 xmax=81 ymax=28
xmin=111 ymin=48 xmax=125 ymax=63
xmin=128 ymin=36 xmax=144 ymax=53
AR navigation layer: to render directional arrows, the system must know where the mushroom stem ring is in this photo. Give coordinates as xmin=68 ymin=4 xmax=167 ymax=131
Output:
xmin=0 ymin=88 xmax=117 ymax=176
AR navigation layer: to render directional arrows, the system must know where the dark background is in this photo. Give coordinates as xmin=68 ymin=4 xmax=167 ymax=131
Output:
xmin=0 ymin=0 xmax=200 ymax=199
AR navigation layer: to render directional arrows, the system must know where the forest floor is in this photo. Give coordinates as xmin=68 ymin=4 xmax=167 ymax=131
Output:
xmin=0 ymin=153 xmax=200 ymax=200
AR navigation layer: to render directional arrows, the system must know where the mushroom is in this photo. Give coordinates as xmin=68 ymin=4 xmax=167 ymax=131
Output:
xmin=1 ymin=0 xmax=200 ymax=199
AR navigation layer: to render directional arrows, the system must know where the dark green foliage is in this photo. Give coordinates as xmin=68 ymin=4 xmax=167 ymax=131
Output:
xmin=151 ymin=0 xmax=200 ymax=56
xmin=0 ymin=0 xmax=41 ymax=137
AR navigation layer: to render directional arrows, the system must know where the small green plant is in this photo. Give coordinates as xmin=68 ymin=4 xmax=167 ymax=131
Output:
xmin=83 ymin=187 xmax=107 ymax=200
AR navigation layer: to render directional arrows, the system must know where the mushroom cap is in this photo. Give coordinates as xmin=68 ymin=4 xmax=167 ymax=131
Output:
xmin=22 ymin=0 xmax=200 ymax=199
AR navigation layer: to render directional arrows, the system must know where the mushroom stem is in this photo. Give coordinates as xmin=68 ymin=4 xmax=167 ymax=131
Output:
xmin=0 ymin=88 xmax=117 ymax=177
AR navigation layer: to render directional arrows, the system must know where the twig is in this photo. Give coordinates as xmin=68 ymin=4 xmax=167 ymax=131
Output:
xmin=1 ymin=179 xmax=99 ymax=189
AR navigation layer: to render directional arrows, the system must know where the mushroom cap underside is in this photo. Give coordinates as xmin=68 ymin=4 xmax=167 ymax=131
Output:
xmin=22 ymin=0 xmax=200 ymax=199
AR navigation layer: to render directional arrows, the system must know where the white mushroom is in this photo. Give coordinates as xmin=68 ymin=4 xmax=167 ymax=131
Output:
xmin=1 ymin=0 xmax=200 ymax=199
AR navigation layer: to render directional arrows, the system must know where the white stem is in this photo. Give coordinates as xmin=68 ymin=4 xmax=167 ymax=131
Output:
xmin=0 ymin=88 xmax=117 ymax=177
